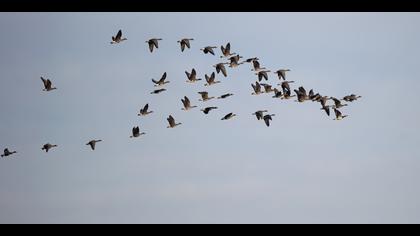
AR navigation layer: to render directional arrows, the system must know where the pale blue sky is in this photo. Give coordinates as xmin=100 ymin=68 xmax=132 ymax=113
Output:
xmin=0 ymin=13 xmax=420 ymax=223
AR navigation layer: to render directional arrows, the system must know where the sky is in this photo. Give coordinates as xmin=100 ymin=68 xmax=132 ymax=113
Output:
xmin=0 ymin=12 xmax=420 ymax=224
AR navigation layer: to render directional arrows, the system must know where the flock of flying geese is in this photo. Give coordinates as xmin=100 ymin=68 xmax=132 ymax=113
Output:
xmin=1 ymin=30 xmax=362 ymax=158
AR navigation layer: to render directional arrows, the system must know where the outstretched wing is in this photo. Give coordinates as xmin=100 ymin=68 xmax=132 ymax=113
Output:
xmin=148 ymin=41 xmax=154 ymax=52
xmin=160 ymin=72 xmax=167 ymax=82
xmin=143 ymin=103 xmax=149 ymax=112
xmin=40 ymin=77 xmax=48 ymax=88
xmin=116 ymin=30 xmax=122 ymax=40
xmin=180 ymin=41 xmax=186 ymax=52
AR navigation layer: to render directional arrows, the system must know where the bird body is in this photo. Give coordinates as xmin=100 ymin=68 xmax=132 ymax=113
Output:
xmin=167 ymin=115 xmax=181 ymax=128
xmin=252 ymin=82 xmax=264 ymax=95
xmin=181 ymin=96 xmax=197 ymax=110
xmin=198 ymin=91 xmax=215 ymax=102
xmin=200 ymin=46 xmax=217 ymax=55
xmin=130 ymin=126 xmax=145 ymax=138
xmin=1 ymin=148 xmax=17 ymax=158
xmin=333 ymin=108 xmax=348 ymax=120
xmin=138 ymin=103 xmax=153 ymax=116
xmin=178 ymin=38 xmax=194 ymax=52
xmin=146 ymin=38 xmax=162 ymax=52
xmin=150 ymin=88 xmax=166 ymax=94
xmin=213 ymin=63 xmax=228 ymax=77
xmin=255 ymin=70 xmax=270 ymax=81
xmin=221 ymin=113 xmax=236 ymax=120
xmin=263 ymin=114 xmax=275 ymax=127
xmin=204 ymin=72 xmax=220 ymax=86
xmin=111 ymin=30 xmax=127 ymax=44
xmin=42 ymin=143 xmax=57 ymax=153
xmin=86 ymin=140 xmax=102 ymax=150
xmin=40 ymin=77 xmax=57 ymax=91
xmin=185 ymin=68 xmax=202 ymax=83
xmin=218 ymin=93 xmax=234 ymax=99
xmin=201 ymin=107 xmax=218 ymax=114
xmin=220 ymin=42 xmax=236 ymax=58
xmin=343 ymin=94 xmax=362 ymax=102
xmin=252 ymin=110 xmax=268 ymax=120
xmin=151 ymin=72 xmax=169 ymax=87
xmin=274 ymin=69 xmax=290 ymax=80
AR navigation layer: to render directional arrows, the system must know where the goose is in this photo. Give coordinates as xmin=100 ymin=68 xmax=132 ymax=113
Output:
xmin=252 ymin=110 xmax=268 ymax=120
xmin=281 ymin=89 xmax=296 ymax=100
xmin=244 ymin=57 xmax=259 ymax=63
xmin=198 ymin=91 xmax=215 ymax=102
xmin=167 ymin=115 xmax=182 ymax=128
xmin=279 ymin=81 xmax=295 ymax=94
xmin=310 ymin=92 xmax=322 ymax=102
xmin=204 ymin=72 xmax=220 ymax=86
xmin=343 ymin=94 xmax=362 ymax=102
xmin=333 ymin=108 xmax=348 ymax=120
xmin=320 ymin=105 xmax=331 ymax=116
xmin=200 ymin=46 xmax=217 ymax=55
xmin=260 ymin=83 xmax=275 ymax=93
xmin=331 ymin=97 xmax=348 ymax=109
xmin=150 ymin=88 xmax=166 ymax=94
xmin=145 ymin=38 xmax=162 ymax=53
xmin=138 ymin=103 xmax=153 ymax=116
xmin=40 ymin=77 xmax=57 ymax=91
xmin=1 ymin=148 xmax=17 ymax=158
xmin=274 ymin=69 xmax=290 ymax=80
xmin=319 ymin=96 xmax=331 ymax=107
xmin=41 ymin=143 xmax=57 ymax=153
xmin=181 ymin=96 xmax=197 ymax=110
xmin=294 ymin=86 xmax=310 ymax=102
xmin=201 ymin=107 xmax=218 ymax=114
xmin=111 ymin=30 xmax=127 ymax=44
xmin=217 ymin=93 xmax=234 ymax=99
xmin=213 ymin=63 xmax=228 ymax=77
xmin=221 ymin=113 xmax=236 ymax=120
xmin=251 ymin=82 xmax=264 ymax=95
xmin=251 ymin=60 xmax=266 ymax=72
xmin=228 ymin=55 xmax=244 ymax=68
xmin=263 ymin=114 xmax=275 ymax=127
xmin=130 ymin=126 xmax=145 ymax=138
xmin=255 ymin=70 xmax=270 ymax=82
xmin=185 ymin=68 xmax=202 ymax=83
xmin=272 ymin=88 xmax=283 ymax=98
xmin=220 ymin=42 xmax=236 ymax=58
xmin=86 ymin=140 xmax=102 ymax=150
xmin=177 ymin=38 xmax=194 ymax=52
xmin=151 ymin=72 xmax=169 ymax=87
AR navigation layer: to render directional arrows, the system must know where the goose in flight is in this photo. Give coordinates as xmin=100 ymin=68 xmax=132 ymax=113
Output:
xmin=150 ymin=88 xmax=166 ymax=94
xmin=221 ymin=113 xmax=236 ymax=120
xmin=40 ymin=77 xmax=57 ymax=92
xmin=1 ymin=148 xmax=17 ymax=158
xmin=130 ymin=126 xmax=145 ymax=138
xmin=274 ymin=69 xmax=290 ymax=80
xmin=263 ymin=114 xmax=275 ymax=127
xmin=213 ymin=63 xmax=228 ymax=77
xmin=255 ymin=70 xmax=270 ymax=82
xmin=228 ymin=55 xmax=244 ymax=68
xmin=177 ymin=38 xmax=194 ymax=52
xmin=181 ymin=96 xmax=197 ymax=110
xmin=111 ymin=30 xmax=127 ymax=44
xmin=138 ymin=103 xmax=153 ymax=116
xmin=146 ymin=38 xmax=162 ymax=53
xmin=281 ymin=89 xmax=296 ymax=100
xmin=343 ymin=94 xmax=362 ymax=102
xmin=220 ymin=42 xmax=236 ymax=58
xmin=333 ymin=108 xmax=348 ymax=120
xmin=251 ymin=60 xmax=266 ymax=72
xmin=279 ymin=81 xmax=295 ymax=94
xmin=217 ymin=93 xmax=234 ymax=99
xmin=198 ymin=91 xmax=215 ymax=102
xmin=201 ymin=107 xmax=218 ymax=114
xmin=260 ymin=83 xmax=275 ymax=93
xmin=252 ymin=82 xmax=264 ymax=95
xmin=294 ymin=86 xmax=310 ymax=102
xmin=86 ymin=140 xmax=102 ymax=150
xmin=331 ymin=97 xmax=348 ymax=109
xmin=42 ymin=143 xmax=57 ymax=153
xmin=244 ymin=57 xmax=259 ymax=63
xmin=167 ymin=115 xmax=182 ymax=128
xmin=319 ymin=96 xmax=331 ymax=107
xmin=152 ymin=72 xmax=169 ymax=87
xmin=272 ymin=88 xmax=283 ymax=98
xmin=204 ymin=72 xmax=220 ymax=86
xmin=252 ymin=110 xmax=268 ymax=120
xmin=200 ymin=46 xmax=217 ymax=55
xmin=185 ymin=68 xmax=202 ymax=83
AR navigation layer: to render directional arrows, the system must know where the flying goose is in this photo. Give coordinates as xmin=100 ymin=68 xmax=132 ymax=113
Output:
xmin=150 ymin=88 xmax=166 ymax=94
xmin=181 ymin=96 xmax=197 ymax=110
xmin=281 ymin=89 xmax=296 ymax=100
xmin=244 ymin=57 xmax=259 ymax=63
xmin=111 ymin=30 xmax=127 ymax=44
xmin=260 ymin=83 xmax=275 ymax=93
xmin=221 ymin=113 xmax=236 ymax=120
xmin=86 ymin=140 xmax=102 ymax=150
xmin=274 ymin=69 xmax=290 ymax=80
xmin=331 ymin=97 xmax=348 ymax=109
xmin=252 ymin=110 xmax=268 ymax=120
xmin=217 ymin=93 xmax=234 ymax=99
xmin=200 ymin=46 xmax=217 ymax=55
xmin=251 ymin=60 xmax=266 ymax=72
xmin=319 ymin=96 xmax=331 ymax=107
xmin=201 ymin=107 xmax=218 ymax=114
xmin=263 ymin=114 xmax=275 ymax=127
xmin=204 ymin=72 xmax=220 ymax=86
xmin=42 ymin=143 xmax=57 ymax=153
xmin=220 ymin=42 xmax=236 ymax=58
xmin=185 ymin=68 xmax=202 ymax=83
xmin=1 ymin=148 xmax=17 ymax=158
xmin=145 ymin=38 xmax=162 ymax=53
xmin=294 ymin=86 xmax=310 ymax=102
xmin=167 ymin=115 xmax=182 ymax=128
xmin=198 ymin=91 xmax=215 ymax=102
xmin=228 ymin=55 xmax=244 ymax=68
xmin=333 ymin=108 xmax=348 ymax=120
xmin=343 ymin=94 xmax=362 ymax=102
xmin=40 ymin=77 xmax=57 ymax=91
xmin=213 ymin=63 xmax=228 ymax=77
xmin=152 ymin=72 xmax=169 ymax=87
xmin=138 ymin=103 xmax=153 ymax=116
xmin=177 ymin=38 xmax=194 ymax=52
xmin=255 ymin=70 xmax=270 ymax=82
xmin=130 ymin=126 xmax=145 ymax=138
xmin=252 ymin=82 xmax=264 ymax=95
xmin=272 ymin=88 xmax=283 ymax=98
xmin=279 ymin=81 xmax=295 ymax=94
